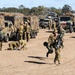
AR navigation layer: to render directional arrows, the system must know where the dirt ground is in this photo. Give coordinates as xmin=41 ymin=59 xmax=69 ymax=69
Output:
xmin=0 ymin=29 xmax=75 ymax=75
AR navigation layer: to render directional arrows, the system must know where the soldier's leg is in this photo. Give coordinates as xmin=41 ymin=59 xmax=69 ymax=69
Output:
xmin=28 ymin=33 xmax=30 ymax=42
xmin=46 ymin=46 xmax=53 ymax=57
xmin=24 ymin=32 xmax=27 ymax=40
xmin=20 ymin=32 xmax=23 ymax=40
xmin=23 ymin=46 xmax=27 ymax=50
xmin=9 ymin=44 xmax=13 ymax=50
xmin=26 ymin=33 xmax=30 ymax=42
xmin=54 ymin=51 xmax=58 ymax=63
xmin=61 ymin=40 xmax=64 ymax=48
xmin=0 ymin=42 xmax=2 ymax=51
xmin=57 ymin=48 xmax=61 ymax=64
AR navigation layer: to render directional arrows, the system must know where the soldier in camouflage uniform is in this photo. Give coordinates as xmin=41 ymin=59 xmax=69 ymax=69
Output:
xmin=23 ymin=22 xmax=27 ymax=40
xmin=7 ymin=39 xmax=27 ymax=50
xmin=52 ymin=20 xmax=57 ymax=31
xmin=46 ymin=30 xmax=61 ymax=64
xmin=19 ymin=40 xmax=27 ymax=50
xmin=17 ymin=23 xmax=23 ymax=40
xmin=7 ymin=41 xmax=20 ymax=50
xmin=48 ymin=19 xmax=52 ymax=30
xmin=26 ymin=22 xmax=31 ymax=42
xmin=46 ymin=32 xmax=56 ymax=57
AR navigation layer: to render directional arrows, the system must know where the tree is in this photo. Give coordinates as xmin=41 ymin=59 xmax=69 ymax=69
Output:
xmin=62 ymin=4 xmax=72 ymax=13
xmin=19 ymin=5 xmax=25 ymax=9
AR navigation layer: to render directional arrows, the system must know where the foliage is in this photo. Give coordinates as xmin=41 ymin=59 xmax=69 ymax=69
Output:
xmin=0 ymin=4 xmax=73 ymax=16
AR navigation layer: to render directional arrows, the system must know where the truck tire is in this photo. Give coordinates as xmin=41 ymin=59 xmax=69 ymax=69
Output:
xmin=4 ymin=35 xmax=9 ymax=42
xmin=69 ymin=25 xmax=73 ymax=33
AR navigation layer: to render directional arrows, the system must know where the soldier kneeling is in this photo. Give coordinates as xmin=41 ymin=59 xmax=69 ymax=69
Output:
xmin=7 ymin=41 xmax=20 ymax=50
xmin=7 ymin=40 xmax=27 ymax=50
xmin=18 ymin=40 xmax=27 ymax=50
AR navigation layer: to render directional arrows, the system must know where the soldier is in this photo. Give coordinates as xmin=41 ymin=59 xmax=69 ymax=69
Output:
xmin=52 ymin=20 xmax=57 ymax=31
xmin=23 ymin=22 xmax=27 ymax=40
xmin=53 ymin=30 xmax=62 ymax=64
xmin=46 ymin=30 xmax=61 ymax=64
xmin=48 ymin=19 xmax=52 ymax=30
xmin=54 ymin=34 xmax=61 ymax=64
xmin=19 ymin=40 xmax=27 ymax=50
xmin=26 ymin=22 xmax=31 ymax=42
xmin=46 ymin=32 xmax=56 ymax=57
xmin=7 ymin=41 xmax=20 ymax=50
xmin=17 ymin=23 xmax=23 ymax=40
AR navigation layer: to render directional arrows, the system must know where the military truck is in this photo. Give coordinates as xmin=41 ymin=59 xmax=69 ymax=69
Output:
xmin=0 ymin=20 xmax=16 ymax=42
xmin=0 ymin=12 xmax=39 ymax=40
xmin=59 ymin=16 xmax=73 ymax=33
xmin=39 ymin=18 xmax=49 ymax=28
xmin=23 ymin=15 xmax=39 ymax=38
xmin=0 ymin=12 xmax=24 ymax=27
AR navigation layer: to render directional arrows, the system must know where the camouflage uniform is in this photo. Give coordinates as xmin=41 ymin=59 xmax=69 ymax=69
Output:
xmin=19 ymin=40 xmax=27 ymax=50
xmin=52 ymin=20 xmax=57 ymax=31
xmin=47 ymin=31 xmax=61 ymax=64
xmin=48 ymin=19 xmax=52 ymax=30
xmin=8 ymin=41 xmax=19 ymax=50
xmin=17 ymin=24 xmax=23 ymax=40
xmin=53 ymin=31 xmax=62 ymax=64
xmin=26 ymin=23 xmax=31 ymax=42
xmin=23 ymin=23 xmax=27 ymax=40
xmin=46 ymin=33 xmax=55 ymax=57
xmin=54 ymin=47 xmax=61 ymax=64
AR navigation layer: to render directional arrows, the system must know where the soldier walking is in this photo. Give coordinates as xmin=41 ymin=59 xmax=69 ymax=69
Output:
xmin=46 ymin=30 xmax=62 ymax=64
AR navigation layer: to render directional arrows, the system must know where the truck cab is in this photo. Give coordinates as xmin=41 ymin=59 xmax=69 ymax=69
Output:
xmin=1 ymin=20 xmax=15 ymax=42
xmin=59 ymin=16 xmax=73 ymax=33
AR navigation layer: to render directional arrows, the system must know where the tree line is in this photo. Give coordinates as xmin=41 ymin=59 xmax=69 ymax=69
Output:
xmin=0 ymin=4 xmax=74 ymax=16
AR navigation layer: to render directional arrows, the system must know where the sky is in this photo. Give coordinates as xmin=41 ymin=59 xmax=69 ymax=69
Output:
xmin=0 ymin=0 xmax=75 ymax=10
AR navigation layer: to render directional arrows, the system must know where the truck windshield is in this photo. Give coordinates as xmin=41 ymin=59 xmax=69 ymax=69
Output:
xmin=60 ymin=17 xmax=70 ymax=21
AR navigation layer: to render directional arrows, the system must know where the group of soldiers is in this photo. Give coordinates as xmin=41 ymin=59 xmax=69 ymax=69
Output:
xmin=0 ymin=20 xmax=31 ymax=51
xmin=0 ymin=18 xmax=66 ymax=64
xmin=47 ymin=19 xmax=66 ymax=64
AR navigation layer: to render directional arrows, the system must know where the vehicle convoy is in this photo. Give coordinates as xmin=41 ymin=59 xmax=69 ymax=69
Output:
xmin=0 ymin=12 xmax=39 ymax=41
xmin=59 ymin=16 xmax=74 ymax=33
xmin=23 ymin=15 xmax=39 ymax=38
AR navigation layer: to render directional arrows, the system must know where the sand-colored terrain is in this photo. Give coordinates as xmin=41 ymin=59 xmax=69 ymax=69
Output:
xmin=0 ymin=29 xmax=75 ymax=75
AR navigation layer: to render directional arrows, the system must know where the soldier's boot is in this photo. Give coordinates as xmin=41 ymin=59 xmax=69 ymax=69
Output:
xmin=58 ymin=60 xmax=61 ymax=64
xmin=54 ymin=61 xmax=56 ymax=64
